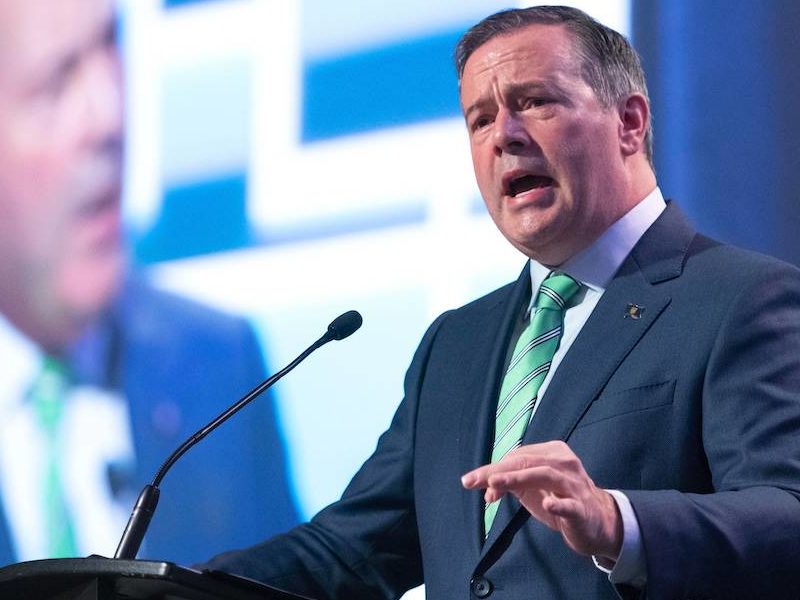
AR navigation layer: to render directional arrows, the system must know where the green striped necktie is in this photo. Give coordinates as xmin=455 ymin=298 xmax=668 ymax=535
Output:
xmin=484 ymin=272 xmax=582 ymax=535
xmin=30 ymin=355 xmax=78 ymax=558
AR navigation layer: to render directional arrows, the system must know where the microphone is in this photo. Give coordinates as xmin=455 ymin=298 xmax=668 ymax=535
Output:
xmin=325 ymin=309 xmax=362 ymax=340
xmin=114 ymin=310 xmax=363 ymax=560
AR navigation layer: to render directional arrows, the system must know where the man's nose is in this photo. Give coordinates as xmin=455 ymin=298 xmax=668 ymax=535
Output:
xmin=493 ymin=108 xmax=531 ymax=156
xmin=81 ymin=46 xmax=125 ymax=149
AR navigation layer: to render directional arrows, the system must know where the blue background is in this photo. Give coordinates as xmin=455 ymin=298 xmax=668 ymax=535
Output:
xmin=121 ymin=0 xmax=800 ymax=536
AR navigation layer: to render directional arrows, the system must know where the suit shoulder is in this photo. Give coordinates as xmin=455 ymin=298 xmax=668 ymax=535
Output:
xmin=688 ymin=234 xmax=800 ymax=282
xmin=451 ymin=278 xmax=521 ymax=317
xmin=412 ymin=274 xmax=523 ymax=350
xmin=115 ymin=276 xmax=254 ymax=343
xmin=420 ymin=275 xmax=525 ymax=354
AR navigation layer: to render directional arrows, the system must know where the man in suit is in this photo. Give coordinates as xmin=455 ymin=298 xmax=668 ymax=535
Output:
xmin=203 ymin=6 xmax=800 ymax=598
xmin=0 ymin=0 xmax=298 ymax=566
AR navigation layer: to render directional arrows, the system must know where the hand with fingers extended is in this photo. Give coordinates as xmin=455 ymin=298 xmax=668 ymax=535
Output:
xmin=461 ymin=440 xmax=623 ymax=561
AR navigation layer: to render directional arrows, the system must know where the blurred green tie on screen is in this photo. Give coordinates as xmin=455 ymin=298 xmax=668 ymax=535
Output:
xmin=30 ymin=356 xmax=78 ymax=558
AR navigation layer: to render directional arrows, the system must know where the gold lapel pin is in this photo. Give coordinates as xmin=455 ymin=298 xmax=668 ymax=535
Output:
xmin=625 ymin=303 xmax=644 ymax=320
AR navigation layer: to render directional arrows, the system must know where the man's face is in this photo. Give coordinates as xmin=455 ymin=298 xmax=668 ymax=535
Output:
xmin=460 ymin=24 xmax=631 ymax=266
xmin=0 ymin=0 xmax=124 ymax=347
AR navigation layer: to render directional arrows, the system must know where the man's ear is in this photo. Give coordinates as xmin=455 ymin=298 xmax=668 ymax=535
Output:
xmin=618 ymin=93 xmax=649 ymax=157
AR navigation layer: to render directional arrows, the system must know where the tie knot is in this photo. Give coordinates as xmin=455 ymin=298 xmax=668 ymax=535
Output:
xmin=535 ymin=272 xmax=582 ymax=311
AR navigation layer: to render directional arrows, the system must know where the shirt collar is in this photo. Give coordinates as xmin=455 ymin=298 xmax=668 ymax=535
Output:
xmin=528 ymin=186 xmax=667 ymax=300
xmin=0 ymin=313 xmax=44 ymax=414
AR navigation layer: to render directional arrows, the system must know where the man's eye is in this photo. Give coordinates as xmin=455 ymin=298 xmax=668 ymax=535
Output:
xmin=41 ymin=71 xmax=70 ymax=100
xmin=523 ymin=97 xmax=551 ymax=109
xmin=471 ymin=116 xmax=493 ymax=131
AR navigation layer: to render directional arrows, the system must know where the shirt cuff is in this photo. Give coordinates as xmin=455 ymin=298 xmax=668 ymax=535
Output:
xmin=591 ymin=489 xmax=647 ymax=588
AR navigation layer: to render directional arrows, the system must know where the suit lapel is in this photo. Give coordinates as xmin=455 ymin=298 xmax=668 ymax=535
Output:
xmin=459 ymin=266 xmax=531 ymax=556
xmin=480 ymin=201 xmax=696 ymax=554
xmin=522 ymin=265 xmax=671 ymax=446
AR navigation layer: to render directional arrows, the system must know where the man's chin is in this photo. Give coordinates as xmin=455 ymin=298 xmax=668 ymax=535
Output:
xmin=58 ymin=254 xmax=126 ymax=320
xmin=504 ymin=226 xmax=572 ymax=266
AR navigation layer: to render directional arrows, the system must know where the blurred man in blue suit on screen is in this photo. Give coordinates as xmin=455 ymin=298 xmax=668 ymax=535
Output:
xmin=203 ymin=6 xmax=800 ymax=599
xmin=0 ymin=0 xmax=298 ymax=566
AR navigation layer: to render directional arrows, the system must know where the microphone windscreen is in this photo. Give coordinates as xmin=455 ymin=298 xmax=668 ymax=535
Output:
xmin=327 ymin=310 xmax=363 ymax=340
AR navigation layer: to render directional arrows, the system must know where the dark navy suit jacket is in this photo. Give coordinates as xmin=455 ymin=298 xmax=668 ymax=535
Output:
xmin=0 ymin=278 xmax=299 ymax=567
xmin=205 ymin=204 xmax=800 ymax=599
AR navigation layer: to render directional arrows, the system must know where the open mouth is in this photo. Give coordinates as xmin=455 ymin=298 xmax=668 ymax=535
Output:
xmin=506 ymin=174 xmax=554 ymax=197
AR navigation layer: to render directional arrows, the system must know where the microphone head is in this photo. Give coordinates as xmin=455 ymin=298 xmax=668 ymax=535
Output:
xmin=327 ymin=310 xmax=363 ymax=340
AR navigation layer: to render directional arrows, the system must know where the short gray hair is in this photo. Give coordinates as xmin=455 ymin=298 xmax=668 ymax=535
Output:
xmin=455 ymin=6 xmax=654 ymax=166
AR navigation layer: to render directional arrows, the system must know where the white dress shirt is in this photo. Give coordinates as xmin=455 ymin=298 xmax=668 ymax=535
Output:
xmin=523 ymin=187 xmax=666 ymax=587
xmin=0 ymin=314 xmax=136 ymax=561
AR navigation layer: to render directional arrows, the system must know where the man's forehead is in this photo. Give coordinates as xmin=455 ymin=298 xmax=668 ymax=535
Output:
xmin=458 ymin=24 xmax=580 ymax=103
xmin=462 ymin=23 xmax=576 ymax=79
xmin=0 ymin=0 xmax=113 ymax=71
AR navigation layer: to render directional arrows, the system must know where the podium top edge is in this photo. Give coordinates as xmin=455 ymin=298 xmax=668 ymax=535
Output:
xmin=0 ymin=557 xmax=186 ymax=580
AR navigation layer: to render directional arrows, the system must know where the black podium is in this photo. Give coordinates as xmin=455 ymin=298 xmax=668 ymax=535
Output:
xmin=0 ymin=558 xmax=312 ymax=600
